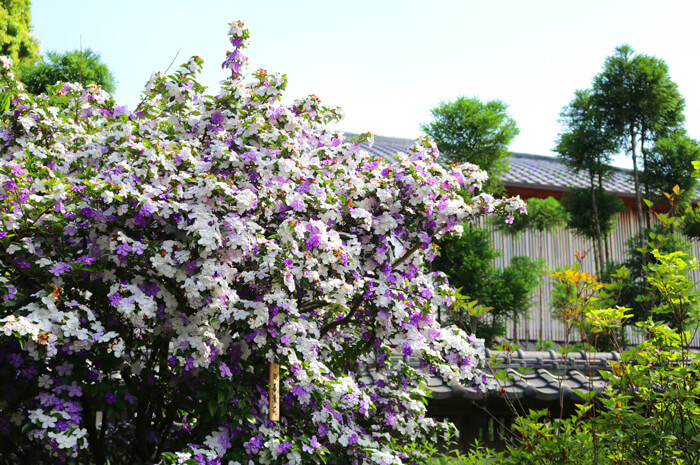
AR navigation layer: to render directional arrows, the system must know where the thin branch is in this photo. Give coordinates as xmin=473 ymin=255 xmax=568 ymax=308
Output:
xmin=319 ymin=295 xmax=363 ymax=338
xmin=163 ymin=48 xmax=182 ymax=75
xmin=299 ymin=300 xmax=330 ymax=313
xmin=391 ymin=243 xmax=422 ymax=270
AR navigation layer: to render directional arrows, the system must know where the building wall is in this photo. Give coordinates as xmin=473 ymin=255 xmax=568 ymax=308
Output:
xmin=481 ymin=210 xmax=700 ymax=348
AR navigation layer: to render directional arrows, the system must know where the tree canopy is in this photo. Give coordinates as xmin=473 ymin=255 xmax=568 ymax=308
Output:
xmin=18 ymin=48 xmax=116 ymax=95
xmin=640 ymin=130 xmax=700 ymax=206
xmin=556 ymin=89 xmax=620 ymax=275
xmin=0 ymin=0 xmax=39 ymax=64
xmin=421 ymin=96 xmax=519 ymax=192
xmin=593 ymin=45 xmax=685 ymax=230
xmin=561 ymin=188 xmax=625 ymax=243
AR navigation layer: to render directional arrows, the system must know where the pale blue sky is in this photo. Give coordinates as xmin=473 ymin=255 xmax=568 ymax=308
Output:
xmin=30 ymin=1 xmax=700 ymax=166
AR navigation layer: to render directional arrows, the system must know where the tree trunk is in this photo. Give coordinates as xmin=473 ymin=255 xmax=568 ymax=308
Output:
xmin=590 ymin=172 xmax=605 ymax=277
xmin=510 ymin=234 xmax=520 ymax=345
xmin=597 ymin=172 xmax=611 ymax=265
xmin=641 ymin=131 xmax=651 ymax=228
xmin=538 ymin=232 xmax=544 ymax=345
xmin=630 ymin=125 xmax=645 ymax=239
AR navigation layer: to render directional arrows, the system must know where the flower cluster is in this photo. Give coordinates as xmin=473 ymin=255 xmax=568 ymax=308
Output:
xmin=0 ymin=21 xmax=525 ymax=464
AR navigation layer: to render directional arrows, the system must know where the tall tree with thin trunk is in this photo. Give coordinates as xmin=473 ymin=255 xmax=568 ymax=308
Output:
xmin=556 ymin=89 xmax=617 ymax=276
xmin=593 ymin=45 xmax=685 ymax=233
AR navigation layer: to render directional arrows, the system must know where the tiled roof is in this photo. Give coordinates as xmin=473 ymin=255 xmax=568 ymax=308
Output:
xmin=505 ymin=152 xmax=635 ymax=198
xmin=372 ymin=350 xmax=618 ymax=403
xmin=349 ymin=133 xmax=636 ymax=198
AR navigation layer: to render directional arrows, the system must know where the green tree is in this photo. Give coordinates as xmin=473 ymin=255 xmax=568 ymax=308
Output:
xmin=640 ymin=130 xmax=700 ymax=208
xmin=593 ymin=45 xmax=685 ymax=232
xmin=0 ymin=0 xmax=39 ymax=64
xmin=560 ymin=187 xmax=625 ymax=276
xmin=421 ymin=96 xmax=519 ymax=192
xmin=556 ymin=89 xmax=619 ymax=275
xmin=435 ymin=226 xmax=542 ymax=347
xmin=615 ymin=222 xmax=691 ymax=323
xmin=456 ymin=243 xmax=700 ymax=464
xmin=18 ymin=48 xmax=116 ymax=95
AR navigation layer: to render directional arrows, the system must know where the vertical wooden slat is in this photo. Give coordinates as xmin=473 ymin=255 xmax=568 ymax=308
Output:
xmin=476 ymin=209 xmax=700 ymax=348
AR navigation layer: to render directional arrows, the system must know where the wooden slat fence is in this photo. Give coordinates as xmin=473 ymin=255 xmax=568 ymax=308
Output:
xmin=479 ymin=210 xmax=700 ymax=348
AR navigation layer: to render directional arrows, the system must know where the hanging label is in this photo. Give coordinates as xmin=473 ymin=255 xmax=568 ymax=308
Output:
xmin=269 ymin=363 xmax=280 ymax=421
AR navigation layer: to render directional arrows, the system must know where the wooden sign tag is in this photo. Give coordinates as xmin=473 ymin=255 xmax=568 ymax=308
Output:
xmin=269 ymin=363 xmax=280 ymax=421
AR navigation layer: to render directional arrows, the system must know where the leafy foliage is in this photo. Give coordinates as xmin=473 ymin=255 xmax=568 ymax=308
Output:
xmin=421 ymin=96 xmax=519 ymax=192
xmin=614 ymin=219 xmax=692 ymax=323
xmin=556 ymin=89 xmax=616 ymax=181
xmin=556 ymin=88 xmax=620 ymax=275
xmin=435 ymin=227 xmax=543 ymax=346
xmin=593 ymin=44 xmax=686 ymax=232
xmin=495 ymin=196 xmax=568 ymax=237
xmin=18 ymin=48 xmax=116 ymax=95
xmin=457 ymin=210 xmax=700 ymax=465
xmin=640 ymin=130 xmax=700 ymax=206
xmin=0 ymin=21 xmax=527 ymax=465
xmin=681 ymin=204 xmax=700 ymax=239
xmin=0 ymin=0 xmax=39 ymax=63
xmin=560 ymin=187 xmax=625 ymax=241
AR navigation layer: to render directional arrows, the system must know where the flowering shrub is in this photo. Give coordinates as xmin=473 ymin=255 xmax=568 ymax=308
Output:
xmin=0 ymin=22 xmax=525 ymax=465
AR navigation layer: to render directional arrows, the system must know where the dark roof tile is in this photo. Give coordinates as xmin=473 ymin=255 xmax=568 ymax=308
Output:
xmin=349 ymin=133 xmax=636 ymax=197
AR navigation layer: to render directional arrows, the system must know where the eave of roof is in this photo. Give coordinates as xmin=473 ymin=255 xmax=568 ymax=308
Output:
xmin=396 ymin=350 xmax=618 ymax=403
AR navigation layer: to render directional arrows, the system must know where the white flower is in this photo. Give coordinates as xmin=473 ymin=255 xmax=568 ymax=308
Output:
xmin=37 ymin=374 xmax=53 ymax=389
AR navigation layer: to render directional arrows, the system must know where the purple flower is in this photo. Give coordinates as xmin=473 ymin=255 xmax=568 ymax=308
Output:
xmin=184 ymin=260 xmax=199 ymax=276
xmin=55 ymin=419 xmax=70 ymax=432
xmin=244 ymin=434 xmax=263 ymax=454
xmin=49 ymin=262 xmax=72 ymax=276
xmin=56 ymin=362 xmax=73 ymax=376
xmin=131 ymin=241 xmax=147 ymax=255
xmin=219 ymin=363 xmax=232 ymax=378
xmin=124 ymin=392 xmax=137 ymax=405
xmin=318 ymin=423 xmax=329 ymax=437
xmin=291 ymin=385 xmax=308 ymax=397
xmin=67 ymin=381 xmax=82 ymax=397
xmin=302 ymin=435 xmax=321 ymax=453
xmin=277 ymin=442 xmax=293 ymax=454
xmin=2 ymin=285 xmax=17 ymax=301
xmin=289 ymin=198 xmax=304 ymax=211
xmin=108 ymin=292 xmax=122 ymax=308
xmin=115 ymin=243 xmax=132 ymax=257
xmin=8 ymin=353 xmax=22 ymax=368
xmin=106 ymin=393 xmax=118 ymax=405
xmin=210 ymin=111 xmax=224 ymax=125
